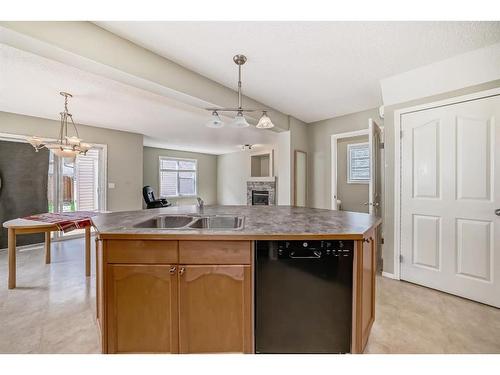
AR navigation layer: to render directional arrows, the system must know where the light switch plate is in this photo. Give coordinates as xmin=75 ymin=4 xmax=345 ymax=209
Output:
xmin=108 ymin=182 xmax=115 ymax=189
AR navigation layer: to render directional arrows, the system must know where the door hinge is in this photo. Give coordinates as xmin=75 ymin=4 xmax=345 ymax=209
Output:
xmin=399 ymin=254 xmax=403 ymax=263
xmin=379 ymin=142 xmax=385 ymax=149
xmin=400 ymin=129 xmax=404 ymax=139
xmin=381 ymin=237 xmax=384 ymax=245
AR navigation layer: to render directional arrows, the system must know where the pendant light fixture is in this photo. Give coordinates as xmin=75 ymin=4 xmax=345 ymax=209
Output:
xmin=205 ymin=110 xmax=224 ymax=128
xmin=205 ymin=54 xmax=274 ymax=130
xmin=256 ymin=111 xmax=274 ymax=129
xmin=28 ymin=92 xmax=90 ymax=159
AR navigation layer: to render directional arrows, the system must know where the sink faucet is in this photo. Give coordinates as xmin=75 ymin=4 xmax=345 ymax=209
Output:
xmin=197 ymin=197 xmax=204 ymax=210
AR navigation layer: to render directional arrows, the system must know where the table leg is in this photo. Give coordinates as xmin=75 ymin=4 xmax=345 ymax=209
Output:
xmin=45 ymin=232 xmax=51 ymax=264
xmin=85 ymin=226 xmax=91 ymax=277
xmin=8 ymin=228 xmax=16 ymax=289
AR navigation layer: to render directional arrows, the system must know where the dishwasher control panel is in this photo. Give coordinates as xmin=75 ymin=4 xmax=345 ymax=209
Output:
xmin=276 ymin=240 xmax=353 ymax=259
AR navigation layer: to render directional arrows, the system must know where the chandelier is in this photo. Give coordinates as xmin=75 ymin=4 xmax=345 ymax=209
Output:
xmin=205 ymin=54 xmax=274 ymax=129
xmin=28 ymin=92 xmax=90 ymax=159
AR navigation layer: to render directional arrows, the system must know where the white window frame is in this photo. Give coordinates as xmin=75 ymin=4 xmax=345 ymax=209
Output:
xmin=347 ymin=142 xmax=370 ymax=184
xmin=158 ymin=156 xmax=198 ymax=198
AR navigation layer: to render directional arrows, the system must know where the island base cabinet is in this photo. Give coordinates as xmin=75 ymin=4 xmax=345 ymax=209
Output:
xmin=178 ymin=265 xmax=253 ymax=353
xmin=352 ymin=230 xmax=376 ymax=353
xmin=106 ymin=264 xmax=179 ymax=354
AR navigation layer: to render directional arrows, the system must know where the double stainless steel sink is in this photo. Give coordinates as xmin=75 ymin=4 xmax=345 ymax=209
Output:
xmin=133 ymin=214 xmax=245 ymax=230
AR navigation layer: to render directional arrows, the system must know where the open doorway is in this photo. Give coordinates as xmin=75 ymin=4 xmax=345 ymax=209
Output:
xmin=336 ymin=134 xmax=370 ymax=213
xmin=331 ymin=120 xmax=383 ymax=215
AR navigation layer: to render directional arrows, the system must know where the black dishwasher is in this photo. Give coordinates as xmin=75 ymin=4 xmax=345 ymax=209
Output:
xmin=255 ymin=240 xmax=353 ymax=353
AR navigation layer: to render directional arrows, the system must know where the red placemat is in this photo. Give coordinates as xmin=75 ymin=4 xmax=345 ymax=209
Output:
xmin=23 ymin=211 xmax=96 ymax=232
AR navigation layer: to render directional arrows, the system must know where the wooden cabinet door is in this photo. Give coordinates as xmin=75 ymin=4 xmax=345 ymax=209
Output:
xmin=96 ymin=239 xmax=105 ymax=349
xmin=360 ymin=235 xmax=376 ymax=350
xmin=178 ymin=265 xmax=252 ymax=353
xmin=352 ymin=231 xmax=376 ymax=353
xmin=106 ymin=264 xmax=178 ymax=353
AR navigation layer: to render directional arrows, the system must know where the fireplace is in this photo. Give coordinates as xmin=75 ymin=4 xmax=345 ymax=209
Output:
xmin=247 ymin=179 xmax=276 ymax=205
xmin=252 ymin=190 xmax=270 ymax=206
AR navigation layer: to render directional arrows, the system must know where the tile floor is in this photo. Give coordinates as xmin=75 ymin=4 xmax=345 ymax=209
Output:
xmin=1 ymin=238 xmax=499 ymax=354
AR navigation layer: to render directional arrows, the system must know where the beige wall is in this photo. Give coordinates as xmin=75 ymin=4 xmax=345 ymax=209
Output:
xmin=143 ymin=146 xmax=217 ymax=206
xmin=307 ymin=108 xmax=381 ymax=210
xmin=0 ymin=111 xmax=144 ymax=211
xmin=337 ymin=135 xmax=369 ymax=213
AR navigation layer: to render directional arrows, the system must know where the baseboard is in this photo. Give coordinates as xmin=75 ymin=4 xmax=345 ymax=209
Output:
xmin=0 ymin=242 xmax=44 ymax=253
xmin=381 ymin=271 xmax=396 ymax=279
xmin=0 ymin=232 xmax=93 ymax=253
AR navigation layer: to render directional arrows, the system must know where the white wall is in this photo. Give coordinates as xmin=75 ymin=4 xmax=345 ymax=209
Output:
xmin=217 ymin=131 xmax=291 ymax=206
xmin=217 ymin=151 xmax=251 ymax=205
xmin=0 ymin=22 xmax=290 ymax=131
xmin=381 ymin=42 xmax=500 ymax=106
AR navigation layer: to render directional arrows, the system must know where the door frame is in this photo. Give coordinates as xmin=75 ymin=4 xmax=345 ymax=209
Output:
xmin=393 ymin=87 xmax=500 ymax=280
xmin=294 ymin=150 xmax=307 ymax=207
xmin=330 ymin=127 xmax=384 ymax=211
xmin=331 ymin=129 xmax=369 ymax=210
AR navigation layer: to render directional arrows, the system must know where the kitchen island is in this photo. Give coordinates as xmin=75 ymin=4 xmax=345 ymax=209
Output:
xmin=91 ymin=205 xmax=381 ymax=354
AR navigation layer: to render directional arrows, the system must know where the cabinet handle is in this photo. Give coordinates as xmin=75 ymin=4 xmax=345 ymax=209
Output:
xmin=179 ymin=267 xmax=185 ymax=276
xmin=169 ymin=266 xmax=176 ymax=275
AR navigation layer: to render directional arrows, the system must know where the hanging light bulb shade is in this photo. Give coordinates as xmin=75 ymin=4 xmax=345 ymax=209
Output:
xmin=256 ymin=111 xmax=274 ymax=129
xmin=205 ymin=111 xmax=224 ymax=128
xmin=204 ymin=54 xmax=273 ymax=130
xmin=230 ymin=111 xmax=250 ymax=128
xmin=27 ymin=92 xmax=89 ymax=158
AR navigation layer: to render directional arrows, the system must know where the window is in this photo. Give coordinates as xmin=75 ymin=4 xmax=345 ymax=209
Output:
xmin=159 ymin=157 xmax=197 ymax=197
xmin=47 ymin=145 xmax=106 ymax=239
xmin=347 ymin=142 xmax=370 ymax=183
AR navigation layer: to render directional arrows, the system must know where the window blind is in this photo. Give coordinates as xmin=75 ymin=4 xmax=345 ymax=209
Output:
xmin=159 ymin=157 xmax=197 ymax=197
xmin=347 ymin=143 xmax=370 ymax=183
xmin=76 ymin=149 xmax=99 ymax=210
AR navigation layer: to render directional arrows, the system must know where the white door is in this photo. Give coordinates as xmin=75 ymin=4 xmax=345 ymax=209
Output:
xmin=401 ymin=94 xmax=500 ymax=307
xmin=369 ymin=119 xmax=382 ymax=216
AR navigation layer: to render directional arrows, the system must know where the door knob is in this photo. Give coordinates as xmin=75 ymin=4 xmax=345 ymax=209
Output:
xmin=496 ymin=209 xmax=500 ymax=216
xmin=179 ymin=267 xmax=185 ymax=276
xmin=169 ymin=266 xmax=176 ymax=274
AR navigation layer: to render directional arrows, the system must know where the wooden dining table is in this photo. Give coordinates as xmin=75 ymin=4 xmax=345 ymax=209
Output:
xmin=2 ymin=212 xmax=96 ymax=289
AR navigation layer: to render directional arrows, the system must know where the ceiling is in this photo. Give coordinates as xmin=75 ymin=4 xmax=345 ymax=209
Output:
xmin=96 ymin=21 xmax=500 ymax=123
xmin=0 ymin=44 xmax=278 ymax=155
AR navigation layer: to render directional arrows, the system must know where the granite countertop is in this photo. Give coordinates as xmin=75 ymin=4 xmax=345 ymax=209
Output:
xmin=91 ymin=205 xmax=381 ymax=240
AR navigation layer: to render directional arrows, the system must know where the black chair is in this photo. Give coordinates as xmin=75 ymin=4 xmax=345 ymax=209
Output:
xmin=142 ymin=186 xmax=171 ymax=209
